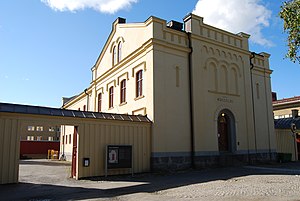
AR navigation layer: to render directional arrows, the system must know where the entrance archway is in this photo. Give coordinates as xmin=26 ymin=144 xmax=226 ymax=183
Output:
xmin=217 ymin=109 xmax=236 ymax=153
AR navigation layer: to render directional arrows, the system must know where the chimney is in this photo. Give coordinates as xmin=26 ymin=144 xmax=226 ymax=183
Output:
xmin=292 ymin=109 xmax=299 ymax=118
xmin=272 ymin=92 xmax=277 ymax=101
xmin=112 ymin=17 xmax=126 ymax=29
xmin=167 ymin=20 xmax=183 ymax=31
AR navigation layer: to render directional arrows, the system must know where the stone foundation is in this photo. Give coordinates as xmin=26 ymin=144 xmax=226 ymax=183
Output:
xmin=151 ymin=156 xmax=191 ymax=171
xmin=151 ymin=152 xmax=277 ymax=171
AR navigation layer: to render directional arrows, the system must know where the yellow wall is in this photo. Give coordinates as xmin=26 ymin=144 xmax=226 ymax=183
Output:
xmin=77 ymin=120 xmax=151 ymax=179
xmin=276 ymin=129 xmax=298 ymax=161
xmin=0 ymin=114 xmax=20 ymax=184
xmin=63 ymin=14 xmax=276 ymax=161
xmin=0 ymin=111 xmax=151 ymax=183
xmin=274 ymin=107 xmax=300 ymax=119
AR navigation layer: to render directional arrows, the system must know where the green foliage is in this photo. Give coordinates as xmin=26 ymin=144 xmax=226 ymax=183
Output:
xmin=279 ymin=0 xmax=300 ymax=63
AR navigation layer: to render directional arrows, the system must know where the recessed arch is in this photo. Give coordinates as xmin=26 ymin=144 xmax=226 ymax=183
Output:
xmin=217 ymin=109 xmax=236 ymax=153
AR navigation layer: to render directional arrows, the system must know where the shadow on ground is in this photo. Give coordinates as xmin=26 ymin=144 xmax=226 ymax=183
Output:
xmin=1 ymin=163 xmax=300 ymax=201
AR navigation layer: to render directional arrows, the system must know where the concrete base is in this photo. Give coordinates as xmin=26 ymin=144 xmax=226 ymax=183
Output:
xmin=151 ymin=152 xmax=277 ymax=171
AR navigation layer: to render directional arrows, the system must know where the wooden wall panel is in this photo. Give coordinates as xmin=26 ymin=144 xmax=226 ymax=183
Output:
xmin=0 ymin=116 xmax=20 ymax=184
xmin=77 ymin=121 xmax=151 ymax=179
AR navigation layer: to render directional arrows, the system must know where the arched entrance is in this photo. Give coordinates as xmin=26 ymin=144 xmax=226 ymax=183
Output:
xmin=217 ymin=110 xmax=236 ymax=153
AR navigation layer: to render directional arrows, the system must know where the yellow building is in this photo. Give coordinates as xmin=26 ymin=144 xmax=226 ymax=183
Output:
xmin=273 ymin=95 xmax=300 ymax=161
xmin=62 ymin=14 xmax=276 ymax=170
xmin=273 ymin=95 xmax=300 ymax=119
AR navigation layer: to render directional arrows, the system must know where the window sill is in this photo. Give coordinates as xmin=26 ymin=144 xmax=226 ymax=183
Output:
xmin=134 ymin=95 xmax=145 ymax=101
xmin=108 ymin=107 xmax=114 ymax=110
xmin=119 ymin=102 xmax=127 ymax=106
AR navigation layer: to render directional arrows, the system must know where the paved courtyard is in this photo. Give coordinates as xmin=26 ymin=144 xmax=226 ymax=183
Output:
xmin=0 ymin=159 xmax=300 ymax=200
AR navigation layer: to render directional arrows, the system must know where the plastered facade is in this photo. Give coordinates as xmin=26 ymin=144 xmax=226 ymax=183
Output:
xmin=63 ymin=14 xmax=276 ymax=169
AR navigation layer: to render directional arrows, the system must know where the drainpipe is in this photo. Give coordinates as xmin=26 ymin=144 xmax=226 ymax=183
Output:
xmin=187 ymin=32 xmax=195 ymax=169
xmin=250 ymin=52 xmax=258 ymax=162
xmin=84 ymin=88 xmax=89 ymax=111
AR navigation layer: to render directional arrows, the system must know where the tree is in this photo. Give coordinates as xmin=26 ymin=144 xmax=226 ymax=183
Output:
xmin=279 ymin=0 xmax=300 ymax=64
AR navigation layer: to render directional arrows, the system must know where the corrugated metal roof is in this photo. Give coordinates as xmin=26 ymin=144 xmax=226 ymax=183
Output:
xmin=274 ymin=117 xmax=300 ymax=129
xmin=0 ymin=102 xmax=151 ymax=123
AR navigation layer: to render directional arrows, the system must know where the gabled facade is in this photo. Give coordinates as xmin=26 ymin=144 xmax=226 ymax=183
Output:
xmin=62 ymin=14 xmax=276 ymax=170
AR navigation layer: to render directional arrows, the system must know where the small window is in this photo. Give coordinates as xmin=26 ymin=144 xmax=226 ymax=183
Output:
xmin=62 ymin=135 xmax=65 ymax=144
xmin=113 ymin=46 xmax=117 ymax=66
xmin=37 ymin=136 xmax=42 ymax=141
xmin=36 ymin=126 xmax=43 ymax=132
xmin=49 ymin=127 xmax=55 ymax=132
xmin=27 ymin=126 xmax=35 ymax=131
xmin=48 ymin=136 xmax=54 ymax=141
xmin=27 ymin=136 xmax=34 ymax=141
xmin=83 ymin=105 xmax=86 ymax=111
xmin=66 ymin=135 xmax=68 ymax=144
xmin=118 ymin=42 xmax=122 ymax=62
xmin=120 ymin=79 xmax=126 ymax=103
xmin=78 ymin=108 xmax=80 ymax=111
xmin=69 ymin=134 xmax=72 ymax=144
xmin=98 ymin=93 xmax=102 ymax=112
xmin=136 ymin=70 xmax=143 ymax=97
xmin=109 ymin=86 xmax=114 ymax=108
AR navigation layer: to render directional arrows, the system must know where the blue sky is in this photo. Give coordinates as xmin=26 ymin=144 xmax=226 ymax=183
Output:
xmin=0 ymin=0 xmax=299 ymax=108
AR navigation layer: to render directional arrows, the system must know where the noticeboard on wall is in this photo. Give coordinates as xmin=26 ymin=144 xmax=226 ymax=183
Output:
xmin=105 ymin=145 xmax=133 ymax=176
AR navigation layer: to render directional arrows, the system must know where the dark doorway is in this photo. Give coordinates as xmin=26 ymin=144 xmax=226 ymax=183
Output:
xmin=71 ymin=126 xmax=78 ymax=178
xmin=217 ymin=110 xmax=236 ymax=153
xmin=218 ymin=113 xmax=229 ymax=152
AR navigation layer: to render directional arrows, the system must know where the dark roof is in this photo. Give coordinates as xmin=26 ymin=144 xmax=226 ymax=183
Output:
xmin=62 ymin=95 xmax=79 ymax=106
xmin=0 ymin=102 xmax=151 ymax=123
xmin=274 ymin=117 xmax=300 ymax=129
xmin=273 ymin=96 xmax=300 ymax=105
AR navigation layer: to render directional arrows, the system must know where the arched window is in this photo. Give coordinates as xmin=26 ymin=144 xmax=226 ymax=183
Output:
xmin=118 ymin=42 xmax=122 ymax=62
xmin=97 ymin=93 xmax=102 ymax=112
xmin=109 ymin=86 xmax=114 ymax=108
xmin=120 ymin=79 xmax=126 ymax=103
xmin=112 ymin=46 xmax=117 ymax=66
xmin=136 ymin=70 xmax=143 ymax=97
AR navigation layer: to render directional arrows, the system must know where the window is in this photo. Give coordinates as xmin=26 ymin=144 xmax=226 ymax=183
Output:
xmin=109 ymin=86 xmax=114 ymax=108
xmin=112 ymin=46 xmax=117 ymax=66
xmin=36 ymin=126 xmax=43 ymax=131
xmin=78 ymin=108 xmax=80 ymax=111
xmin=69 ymin=134 xmax=72 ymax=144
xmin=136 ymin=70 xmax=143 ymax=97
xmin=62 ymin=135 xmax=65 ymax=144
xmin=66 ymin=135 xmax=68 ymax=144
xmin=27 ymin=126 xmax=35 ymax=131
xmin=98 ymin=93 xmax=102 ymax=112
xmin=120 ymin=79 xmax=126 ymax=103
xmin=83 ymin=105 xmax=86 ymax=111
xmin=27 ymin=136 xmax=34 ymax=141
xmin=37 ymin=136 xmax=42 ymax=141
xmin=48 ymin=136 xmax=54 ymax=141
xmin=118 ymin=42 xmax=122 ymax=62
xmin=49 ymin=127 xmax=55 ymax=132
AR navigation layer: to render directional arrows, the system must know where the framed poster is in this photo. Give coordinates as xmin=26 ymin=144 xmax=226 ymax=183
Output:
xmin=105 ymin=145 xmax=133 ymax=177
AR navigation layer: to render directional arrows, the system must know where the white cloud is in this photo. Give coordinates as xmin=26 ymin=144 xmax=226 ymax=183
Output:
xmin=193 ymin=0 xmax=273 ymax=46
xmin=22 ymin=77 xmax=30 ymax=81
xmin=42 ymin=0 xmax=138 ymax=14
